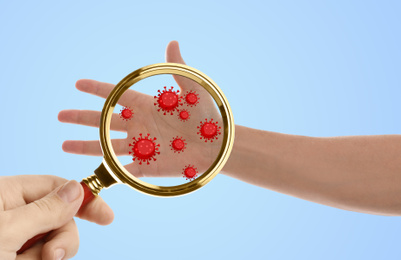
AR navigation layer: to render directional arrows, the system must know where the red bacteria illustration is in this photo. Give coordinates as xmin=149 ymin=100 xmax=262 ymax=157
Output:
xmin=119 ymin=107 xmax=134 ymax=121
xmin=178 ymin=109 xmax=190 ymax=122
xmin=184 ymin=90 xmax=199 ymax=107
xmin=197 ymin=118 xmax=221 ymax=142
xmin=154 ymin=86 xmax=182 ymax=115
xmin=182 ymin=165 xmax=198 ymax=181
xmin=170 ymin=136 xmax=187 ymax=153
xmin=129 ymin=133 xmax=160 ymax=165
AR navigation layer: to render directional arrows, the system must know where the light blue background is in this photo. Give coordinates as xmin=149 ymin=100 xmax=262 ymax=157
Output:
xmin=1 ymin=1 xmax=401 ymax=259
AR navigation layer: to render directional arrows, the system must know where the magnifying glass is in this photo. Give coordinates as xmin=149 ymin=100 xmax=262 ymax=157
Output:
xmin=18 ymin=63 xmax=235 ymax=253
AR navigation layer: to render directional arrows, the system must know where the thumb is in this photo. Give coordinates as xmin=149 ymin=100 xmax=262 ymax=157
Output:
xmin=6 ymin=180 xmax=83 ymax=246
xmin=165 ymin=41 xmax=199 ymax=92
xmin=165 ymin=40 xmax=186 ymax=65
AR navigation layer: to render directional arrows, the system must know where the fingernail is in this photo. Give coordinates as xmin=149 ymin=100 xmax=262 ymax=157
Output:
xmin=58 ymin=180 xmax=81 ymax=203
xmin=54 ymin=248 xmax=65 ymax=260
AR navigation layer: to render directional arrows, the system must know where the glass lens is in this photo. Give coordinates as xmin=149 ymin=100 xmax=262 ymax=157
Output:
xmin=109 ymin=73 xmax=223 ymax=186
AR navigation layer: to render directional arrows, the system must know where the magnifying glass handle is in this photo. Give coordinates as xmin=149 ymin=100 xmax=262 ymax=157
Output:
xmin=17 ymin=181 xmax=95 ymax=254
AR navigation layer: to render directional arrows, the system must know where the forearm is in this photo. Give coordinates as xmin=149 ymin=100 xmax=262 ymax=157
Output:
xmin=222 ymin=125 xmax=401 ymax=215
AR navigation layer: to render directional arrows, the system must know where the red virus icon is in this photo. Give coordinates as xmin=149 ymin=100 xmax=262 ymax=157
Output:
xmin=184 ymin=90 xmax=199 ymax=107
xmin=154 ymin=86 xmax=182 ymax=115
xmin=197 ymin=118 xmax=221 ymax=142
xmin=129 ymin=133 xmax=160 ymax=165
xmin=119 ymin=107 xmax=134 ymax=121
xmin=182 ymin=165 xmax=198 ymax=181
xmin=170 ymin=136 xmax=187 ymax=153
xmin=178 ymin=109 xmax=191 ymax=122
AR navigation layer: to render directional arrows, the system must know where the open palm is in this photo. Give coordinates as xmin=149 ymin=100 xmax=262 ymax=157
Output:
xmin=58 ymin=41 xmax=222 ymax=179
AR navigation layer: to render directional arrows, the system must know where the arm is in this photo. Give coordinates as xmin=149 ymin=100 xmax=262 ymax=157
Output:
xmin=58 ymin=41 xmax=400 ymax=216
xmin=223 ymin=125 xmax=401 ymax=216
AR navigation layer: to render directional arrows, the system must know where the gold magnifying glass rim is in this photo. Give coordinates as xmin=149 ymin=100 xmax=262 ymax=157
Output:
xmin=98 ymin=63 xmax=234 ymax=197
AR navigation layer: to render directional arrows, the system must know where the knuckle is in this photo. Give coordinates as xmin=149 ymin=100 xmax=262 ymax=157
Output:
xmin=31 ymin=196 xmax=64 ymax=229
xmin=32 ymin=197 xmax=55 ymax=215
xmin=94 ymin=113 xmax=101 ymax=126
xmin=42 ymin=174 xmax=68 ymax=188
xmin=77 ymin=110 xmax=84 ymax=124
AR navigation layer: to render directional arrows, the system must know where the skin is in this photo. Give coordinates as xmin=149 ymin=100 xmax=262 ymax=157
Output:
xmin=58 ymin=40 xmax=401 ymax=217
xmin=222 ymin=128 xmax=401 ymax=216
xmin=0 ymin=176 xmax=114 ymax=260
xmin=59 ymin=43 xmax=222 ymax=177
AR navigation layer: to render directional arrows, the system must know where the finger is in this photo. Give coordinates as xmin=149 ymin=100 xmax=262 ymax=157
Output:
xmin=62 ymin=139 xmax=129 ymax=156
xmin=124 ymin=161 xmax=181 ymax=178
xmin=58 ymin=109 xmax=127 ymax=132
xmin=0 ymin=175 xmax=67 ymax=208
xmin=165 ymin=41 xmax=199 ymax=92
xmin=42 ymin=219 xmax=79 ymax=260
xmin=76 ymin=79 xmax=147 ymax=107
xmin=123 ymin=162 xmax=142 ymax=178
xmin=76 ymin=196 xmax=114 ymax=225
xmin=16 ymin=241 xmax=44 ymax=260
xmin=4 ymin=180 xmax=83 ymax=246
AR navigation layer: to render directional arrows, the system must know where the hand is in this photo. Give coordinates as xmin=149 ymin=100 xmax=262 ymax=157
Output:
xmin=0 ymin=175 xmax=114 ymax=260
xmin=58 ymin=41 xmax=222 ymax=178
